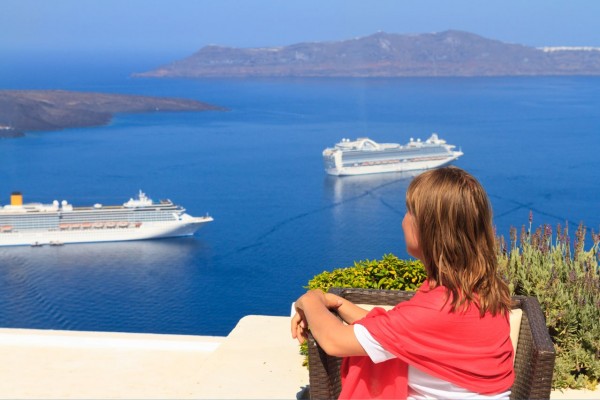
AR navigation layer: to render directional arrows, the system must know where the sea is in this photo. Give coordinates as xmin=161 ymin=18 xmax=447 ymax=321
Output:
xmin=1 ymin=52 xmax=599 ymax=336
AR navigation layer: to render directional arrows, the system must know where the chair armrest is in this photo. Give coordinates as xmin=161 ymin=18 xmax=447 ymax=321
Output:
xmin=510 ymin=296 xmax=556 ymax=400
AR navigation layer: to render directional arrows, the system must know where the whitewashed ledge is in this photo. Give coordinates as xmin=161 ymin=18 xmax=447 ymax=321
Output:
xmin=0 ymin=315 xmax=597 ymax=399
xmin=551 ymin=388 xmax=600 ymax=399
xmin=0 ymin=315 xmax=308 ymax=399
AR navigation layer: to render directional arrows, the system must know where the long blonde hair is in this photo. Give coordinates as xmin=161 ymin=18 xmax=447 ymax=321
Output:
xmin=406 ymin=166 xmax=510 ymax=316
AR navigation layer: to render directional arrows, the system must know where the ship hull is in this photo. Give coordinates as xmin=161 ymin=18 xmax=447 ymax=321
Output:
xmin=325 ymin=154 xmax=461 ymax=176
xmin=0 ymin=216 xmax=213 ymax=247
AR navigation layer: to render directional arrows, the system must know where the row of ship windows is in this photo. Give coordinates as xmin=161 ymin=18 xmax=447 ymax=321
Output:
xmin=0 ymin=215 xmax=178 ymax=228
xmin=343 ymin=153 xmax=449 ymax=162
xmin=61 ymin=215 xmax=177 ymax=222
xmin=1 ymin=211 xmax=178 ymax=220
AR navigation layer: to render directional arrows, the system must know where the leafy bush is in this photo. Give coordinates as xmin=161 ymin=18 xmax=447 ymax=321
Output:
xmin=498 ymin=219 xmax=600 ymax=390
xmin=307 ymin=253 xmax=426 ymax=292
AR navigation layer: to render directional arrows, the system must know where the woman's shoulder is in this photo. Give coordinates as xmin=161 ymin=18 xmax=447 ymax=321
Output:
xmin=412 ymin=280 xmax=448 ymax=302
xmin=392 ymin=281 xmax=449 ymax=313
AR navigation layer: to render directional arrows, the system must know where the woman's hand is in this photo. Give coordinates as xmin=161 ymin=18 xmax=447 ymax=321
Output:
xmin=290 ymin=289 xmax=367 ymax=357
xmin=291 ymin=290 xmax=347 ymax=343
xmin=291 ymin=290 xmax=326 ymax=344
xmin=291 ymin=308 xmax=308 ymax=344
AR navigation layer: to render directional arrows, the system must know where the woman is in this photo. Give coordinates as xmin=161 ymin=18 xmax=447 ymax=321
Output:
xmin=291 ymin=166 xmax=514 ymax=399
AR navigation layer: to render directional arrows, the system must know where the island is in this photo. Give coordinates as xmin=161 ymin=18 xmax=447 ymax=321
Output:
xmin=133 ymin=30 xmax=600 ymax=78
xmin=0 ymin=90 xmax=226 ymax=138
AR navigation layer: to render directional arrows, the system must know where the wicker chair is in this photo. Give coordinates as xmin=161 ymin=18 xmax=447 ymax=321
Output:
xmin=307 ymin=288 xmax=556 ymax=400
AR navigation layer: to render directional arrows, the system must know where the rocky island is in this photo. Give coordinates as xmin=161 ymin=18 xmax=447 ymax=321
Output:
xmin=133 ymin=30 xmax=600 ymax=78
xmin=0 ymin=90 xmax=226 ymax=138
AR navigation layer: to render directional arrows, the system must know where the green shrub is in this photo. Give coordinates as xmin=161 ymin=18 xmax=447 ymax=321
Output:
xmin=498 ymin=220 xmax=600 ymax=390
xmin=307 ymin=253 xmax=426 ymax=291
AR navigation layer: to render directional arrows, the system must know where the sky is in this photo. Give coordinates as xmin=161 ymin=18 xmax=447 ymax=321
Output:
xmin=1 ymin=0 xmax=600 ymax=57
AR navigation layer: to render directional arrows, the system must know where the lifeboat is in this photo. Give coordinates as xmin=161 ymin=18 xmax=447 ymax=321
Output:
xmin=106 ymin=222 xmax=116 ymax=228
xmin=118 ymin=221 xmax=129 ymax=228
xmin=1 ymin=225 xmax=12 ymax=232
xmin=93 ymin=222 xmax=104 ymax=229
xmin=82 ymin=222 xmax=92 ymax=229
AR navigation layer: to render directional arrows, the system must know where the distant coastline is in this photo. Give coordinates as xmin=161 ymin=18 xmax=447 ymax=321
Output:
xmin=0 ymin=90 xmax=226 ymax=138
xmin=133 ymin=30 xmax=600 ymax=79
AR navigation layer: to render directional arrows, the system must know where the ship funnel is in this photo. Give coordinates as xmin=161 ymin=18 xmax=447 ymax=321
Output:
xmin=10 ymin=191 xmax=23 ymax=206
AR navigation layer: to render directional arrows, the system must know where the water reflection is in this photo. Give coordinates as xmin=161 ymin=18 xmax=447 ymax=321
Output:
xmin=1 ymin=237 xmax=208 ymax=268
xmin=320 ymin=171 xmax=422 ymax=264
xmin=0 ymin=238 xmax=213 ymax=334
xmin=323 ymin=171 xmax=421 ymax=205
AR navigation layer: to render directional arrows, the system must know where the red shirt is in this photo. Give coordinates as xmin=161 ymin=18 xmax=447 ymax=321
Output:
xmin=340 ymin=281 xmax=514 ymax=399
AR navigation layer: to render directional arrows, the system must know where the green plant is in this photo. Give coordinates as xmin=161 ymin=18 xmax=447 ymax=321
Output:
xmin=307 ymin=253 xmax=426 ymax=292
xmin=498 ymin=217 xmax=600 ymax=390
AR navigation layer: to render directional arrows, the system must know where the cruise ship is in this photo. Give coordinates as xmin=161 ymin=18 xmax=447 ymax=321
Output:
xmin=0 ymin=191 xmax=213 ymax=247
xmin=323 ymin=133 xmax=463 ymax=176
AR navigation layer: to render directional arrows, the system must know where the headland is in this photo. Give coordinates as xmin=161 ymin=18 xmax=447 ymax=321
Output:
xmin=0 ymin=90 xmax=226 ymax=138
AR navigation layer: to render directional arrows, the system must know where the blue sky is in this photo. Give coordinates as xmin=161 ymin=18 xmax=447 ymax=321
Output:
xmin=2 ymin=0 xmax=599 ymax=56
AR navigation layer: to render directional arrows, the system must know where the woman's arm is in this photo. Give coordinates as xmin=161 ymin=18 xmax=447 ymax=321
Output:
xmin=291 ymin=289 xmax=367 ymax=357
xmin=325 ymin=292 xmax=369 ymax=324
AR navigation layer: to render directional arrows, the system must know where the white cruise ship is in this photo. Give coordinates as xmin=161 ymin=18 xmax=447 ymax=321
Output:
xmin=323 ymin=133 xmax=463 ymax=176
xmin=0 ymin=191 xmax=213 ymax=247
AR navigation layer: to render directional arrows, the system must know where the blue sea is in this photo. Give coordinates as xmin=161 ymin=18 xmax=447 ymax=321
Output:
xmin=1 ymin=52 xmax=599 ymax=336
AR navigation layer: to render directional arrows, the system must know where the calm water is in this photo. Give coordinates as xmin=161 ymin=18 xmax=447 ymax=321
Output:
xmin=1 ymin=53 xmax=599 ymax=335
